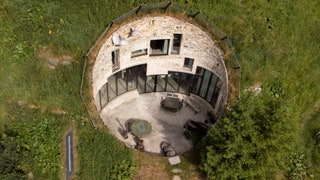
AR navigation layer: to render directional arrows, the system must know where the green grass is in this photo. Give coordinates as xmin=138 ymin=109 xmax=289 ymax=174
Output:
xmin=0 ymin=0 xmax=151 ymax=178
xmin=76 ymin=125 xmax=133 ymax=179
xmin=0 ymin=0 xmax=320 ymax=179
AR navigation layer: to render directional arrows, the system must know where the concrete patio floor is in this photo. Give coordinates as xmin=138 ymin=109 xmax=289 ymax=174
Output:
xmin=100 ymin=90 xmax=214 ymax=156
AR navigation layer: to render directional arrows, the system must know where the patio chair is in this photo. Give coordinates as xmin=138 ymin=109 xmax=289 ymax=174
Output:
xmin=160 ymin=141 xmax=176 ymax=157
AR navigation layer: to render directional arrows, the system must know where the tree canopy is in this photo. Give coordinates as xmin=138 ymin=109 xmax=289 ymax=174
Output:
xmin=200 ymin=89 xmax=299 ymax=179
xmin=0 ymin=127 xmax=29 ymax=180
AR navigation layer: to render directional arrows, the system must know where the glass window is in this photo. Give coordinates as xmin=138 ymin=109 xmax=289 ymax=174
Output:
xmin=146 ymin=76 xmax=155 ymax=93
xmin=178 ymin=73 xmax=193 ymax=94
xmin=99 ymin=83 xmax=108 ymax=109
xmin=156 ymin=75 xmax=166 ymax=92
xmin=101 ymin=63 xmax=222 ymax=109
xmin=171 ymin=34 xmax=182 ymax=55
xmin=199 ymin=70 xmax=212 ymax=98
xmin=184 ymin=58 xmax=194 ymax=69
xmin=131 ymin=49 xmax=148 ymax=58
xmin=116 ymin=70 xmax=127 ymax=95
xmin=167 ymin=72 xmax=179 ymax=92
xmin=137 ymin=64 xmax=147 ymax=94
xmin=206 ymin=74 xmax=218 ymax=102
xmin=150 ymin=39 xmax=170 ymax=55
xmin=192 ymin=67 xmax=204 ymax=94
xmin=211 ymin=79 xmax=222 ymax=107
xmin=111 ymin=49 xmax=120 ymax=71
xmin=127 ymin=67 xmax=137 ymax=91
xmin=107 ymin=75 xmax=117 ymax=100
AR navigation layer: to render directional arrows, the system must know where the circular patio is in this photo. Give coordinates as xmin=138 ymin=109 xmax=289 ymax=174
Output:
xmin=100 ymin=90 xmax=214 ymax=156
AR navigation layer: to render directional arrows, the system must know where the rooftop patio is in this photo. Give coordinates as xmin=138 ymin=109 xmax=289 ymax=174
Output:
xmin=100 ymin=90 xmax=215 ymax=156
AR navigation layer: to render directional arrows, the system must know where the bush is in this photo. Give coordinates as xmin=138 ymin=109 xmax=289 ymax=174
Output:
xmin=110 ymin=160 xmax=137 ymax=180
xmin=30 ymin=118 xmax=62 ymax=176
xmin=0 ymin=128 xmax=29 ymax=180
xmin=285 ymin=153 xmax=313 ymax=180
xmin=200 ymin=92 xmax=298 ymax=179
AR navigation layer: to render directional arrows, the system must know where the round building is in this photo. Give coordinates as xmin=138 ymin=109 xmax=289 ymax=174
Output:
xmin=84 ymin=6 xmax=239 ymax=156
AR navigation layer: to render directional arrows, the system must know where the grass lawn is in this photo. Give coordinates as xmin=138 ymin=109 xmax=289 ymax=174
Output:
xmin=0 ymin=0 xmax=319 ymax=179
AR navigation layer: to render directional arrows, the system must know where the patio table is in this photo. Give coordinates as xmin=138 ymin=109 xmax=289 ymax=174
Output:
xmin=162 ymin=96 xmax=182 ymax=110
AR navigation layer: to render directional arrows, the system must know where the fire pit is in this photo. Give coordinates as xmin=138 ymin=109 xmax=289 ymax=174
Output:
xmin=131 ymin=120 xmax=152 ymax=138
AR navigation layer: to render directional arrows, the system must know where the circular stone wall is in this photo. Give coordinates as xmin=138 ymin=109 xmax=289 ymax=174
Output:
xmin=93 ymin=15 xmax=228 ymax=114
xmin=90 ymin=14 xmax=230 ymax=155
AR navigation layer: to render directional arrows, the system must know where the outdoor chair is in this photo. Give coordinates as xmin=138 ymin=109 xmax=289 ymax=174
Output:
xmin=160 ymin=141 xmax=176 ymax=157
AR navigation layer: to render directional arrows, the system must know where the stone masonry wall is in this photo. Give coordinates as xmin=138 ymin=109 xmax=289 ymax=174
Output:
xmin=92 ymin=15 xmax=229 ymax=113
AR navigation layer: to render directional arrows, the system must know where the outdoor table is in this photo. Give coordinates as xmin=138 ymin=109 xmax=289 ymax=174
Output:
xmin=162 ymin=96 xmax=181 ymax=110
xmin=131 ymin=120 xmax=152 ymax=138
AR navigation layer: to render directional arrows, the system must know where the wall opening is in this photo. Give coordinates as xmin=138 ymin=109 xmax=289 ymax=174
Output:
xmin=172 ymin=34 xmax=182 ymax=54
xmin=150 ymin=39 xmax=170 ymax=55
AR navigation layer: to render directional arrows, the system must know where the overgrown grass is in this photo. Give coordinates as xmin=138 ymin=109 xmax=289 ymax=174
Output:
xmin=192 ymin=0 xmax=320 ymax=177
xmin=76 ymin=124 xmax=134 ymax=179
xmin=0 ymin=0 xmax=157 ymax=178
xmin=0 ymin=0 xmax=320 ymax=179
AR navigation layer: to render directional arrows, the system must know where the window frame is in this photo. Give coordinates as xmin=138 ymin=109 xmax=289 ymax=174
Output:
xmin=150 ymin=39 xmax=170 ymax=56
xmin=184 ymin=57 xmax=194 ymax=70
xmin=111 ymin=49 xmax=120 ymax=71
xmin=171 ymin=34 xmax=182 ymax=55
xmin=131 ymin=48 xmax=148 ymax=58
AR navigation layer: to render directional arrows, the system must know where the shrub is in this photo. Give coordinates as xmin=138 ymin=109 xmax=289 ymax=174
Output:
xmin=31 ymin=118 xmax=62 ymax=176
xmin=110 ymin=160 xmax=137 ymax=180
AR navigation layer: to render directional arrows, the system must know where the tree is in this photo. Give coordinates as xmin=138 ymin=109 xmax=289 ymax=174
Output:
xmin=0 ymin=127 xmax=29 ymax=180
xmin=200 ymin=90 xmax=298 ymax=179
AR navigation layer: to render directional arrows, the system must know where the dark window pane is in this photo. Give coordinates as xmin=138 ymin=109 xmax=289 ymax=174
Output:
xmin=111 ymin=50 xmax=120 ymax=71
xmin=127 ymin=67 xmax=137 ymax=91
xmin=206 ymin=74 xmax=218 ymax=102
xmin=199 ymin=70 xmax=211 ymax=98
xmin=150 ymin=39 xmax=170 ymax=55
xmin=178 ymin=73 xmax=193 ymax=94
xmin=99 ymin=83 xmax=108 ymax=109
xmin=192 ymin=67 xmax=204 ymax=94
xmin=211 ymin=79 xmax=222 ymax=107
xmin=137 ymin=64 xmax=146 ymax=94
xmin=117 ymin=70 xmax=127 ymax=95
xmin=184 ymin=58 xmax=194 ymax=69
xmin=156 ymin=75 xmax=166 ymax=92
xmin=146 ymin=76 xmax=155 ymax=93
xmin=108 ymin=75 xmax=117 ymax=100
xmin=195 ymin=66 xmax=204 ymax=76
xmin=167 ymin=72 xmax=179 ymax=92
xmin=131 ymin=49 xmax=148 ymax=58
xmin=171 ymin=34 xmax=182 ymax=55
xmin=192 ymin=76 xmax=201 ymax=95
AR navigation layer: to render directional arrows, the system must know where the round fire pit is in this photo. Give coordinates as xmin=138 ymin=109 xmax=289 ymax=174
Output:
xmin=131 ymin=120 xmax=152 ymax=138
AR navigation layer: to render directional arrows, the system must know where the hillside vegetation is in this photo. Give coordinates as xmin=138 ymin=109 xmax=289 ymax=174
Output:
xmin=0 ymin=0 xmax=319 ymax=179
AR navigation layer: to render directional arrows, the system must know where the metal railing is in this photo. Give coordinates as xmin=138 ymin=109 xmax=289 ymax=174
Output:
xmin=80 ymin=1 xmax=241 ymax=128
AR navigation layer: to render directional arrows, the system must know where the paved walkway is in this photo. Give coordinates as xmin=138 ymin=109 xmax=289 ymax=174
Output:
xmin=100 ymin=90 xmax=214 ymax=156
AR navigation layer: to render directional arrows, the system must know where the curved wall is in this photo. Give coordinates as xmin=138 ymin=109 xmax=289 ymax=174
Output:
xmin=92 ymin=15 xmax=228 ymax=115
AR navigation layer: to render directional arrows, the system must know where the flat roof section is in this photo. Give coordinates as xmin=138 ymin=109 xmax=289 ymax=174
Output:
xmin=100 ymin=90 xmax=214 ymax=156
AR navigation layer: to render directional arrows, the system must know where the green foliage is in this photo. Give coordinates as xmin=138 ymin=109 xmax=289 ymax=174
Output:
xmin=110 ymin=160 xmax=137 ymax=180
xmin=30 ymin=118 xmax=62 ymax=176
xmin=0 ymin=103 xmax=68 ymax=178
xmin=0 ymin=128 xmax=29 ymax=180
xmin=285 ymin=153 xmax=313 ymax=180
xmin=183 ymin=130 xmax=202 ymax=144
xmin=6 ymin=0 xmax=160 ymax=54
xmin=13 ymin=42 xmax=33 ymax=61
xmin=77 ymin=126 xmax=134 ymax=180
xmin=0 ymin=0 xmax=319 ymax=178
xmin=200 ymin=91 xmax=298 ymax=179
